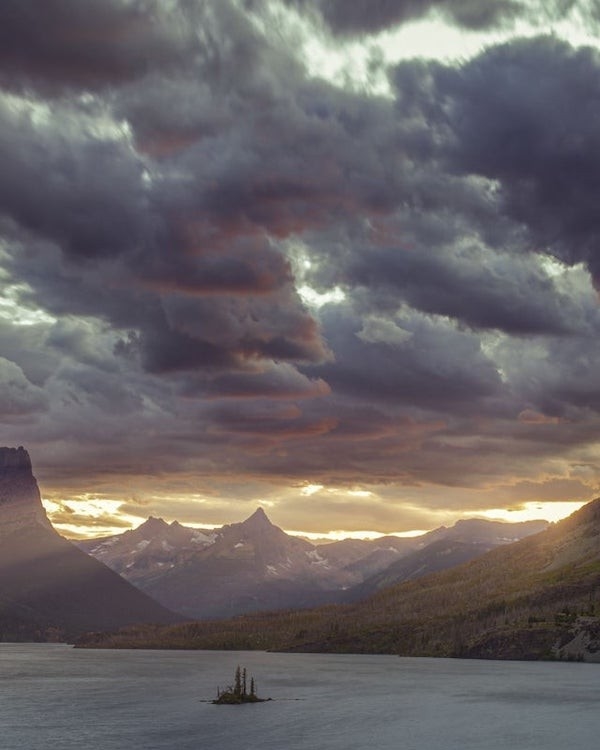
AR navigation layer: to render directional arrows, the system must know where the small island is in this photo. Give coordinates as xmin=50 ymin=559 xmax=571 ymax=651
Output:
xmin=213 ymin=666 xmax=270 ymax=704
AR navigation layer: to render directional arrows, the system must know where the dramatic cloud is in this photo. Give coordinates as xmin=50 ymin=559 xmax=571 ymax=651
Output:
xmin=438 ymin=37 xmax=600 ymax=283
xmin=0 ymin=358 xmax=48 ymax=419
xmin=0 ymin=0 xmax=197 ymax=92
xmin=282 ymin=0 xmax=576 ymax=36
xmin=283 ymin=0 xmax=514 ymax=35
xmin=2 ymin=0 xmax=600 ymax=536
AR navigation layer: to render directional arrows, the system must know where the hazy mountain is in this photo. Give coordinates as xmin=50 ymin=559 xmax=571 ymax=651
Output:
xmin=441 ymin=517 xmax=549 ymax=545
xmin=80 ymin=508 xmax=411 ymax=617
xmin=79 ymin=498 xmax=600 ymax=662
xmin=0 ymin=446 xmax=179 ymax=641
xmin=315 ymin=536 xmax=418 ymax=580
xmin=347 ymin=517 xmax=549 ymax=600
xmin=77 ymin=507 xmax=546 ymax=619
xmin=109 ymin=508 xmax=353 ymax=618
xmin=345 ymin=539 xmax=498 ymax=602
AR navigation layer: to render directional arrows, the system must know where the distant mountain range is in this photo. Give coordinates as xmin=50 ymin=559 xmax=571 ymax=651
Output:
xmin=0 ymin=446 xmax=180 ymax=641
xmin=76 ymin=506 xmax=547 ymax=619
xmin=79 ymin=498 xmax=600 ymax=662
xmin=9 ymin=442 xmax=592 ymax=661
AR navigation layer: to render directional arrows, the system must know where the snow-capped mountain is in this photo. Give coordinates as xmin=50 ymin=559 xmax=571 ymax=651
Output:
xmin=78 ymin=516 xmax=216 ymax=585
xmin=77 ymin=508 xmax=547 ymax=619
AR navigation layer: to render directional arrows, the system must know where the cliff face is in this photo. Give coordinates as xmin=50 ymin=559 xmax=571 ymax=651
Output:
xmin=0 ymin=446 xmax=52 ymax=535
xmin=0 ymin=446 xmax=180 ymax=640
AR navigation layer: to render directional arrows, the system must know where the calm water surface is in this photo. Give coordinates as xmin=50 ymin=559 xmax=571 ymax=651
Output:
xmin=1 ymin=644 xmax=599 ymax=750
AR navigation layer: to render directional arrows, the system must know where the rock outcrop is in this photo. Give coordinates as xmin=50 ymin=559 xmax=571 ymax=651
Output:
xmin=0 ymin=446 xmax=52 ymax=535
xmin=0 ymin=446 xmax=181 ymax=641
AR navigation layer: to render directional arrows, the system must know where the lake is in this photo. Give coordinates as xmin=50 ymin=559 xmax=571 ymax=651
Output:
xmin=0 ymin=644 xmax=598 ymax=749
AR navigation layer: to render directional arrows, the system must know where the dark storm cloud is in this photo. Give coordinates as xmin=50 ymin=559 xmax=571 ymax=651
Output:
xmin=0 ymin=91 xmax=333 ymax=376
xmin=149 ymin=79 xmax=405 ymax=240
xmin=0 ymin=0 xmax=196 ymax=92
xmin=1 ymin=0 xmax=416 ymax=387
xmin=429 ymin=36 xmax=600 ymax=285
xmin=0 ymin=97 xmax=148 ymax=260
xmin=0 ymin=357 xmax=48 ymax=419
xmin=207 ymin=400 xmax=338 ymax=440
xmin=180 ymin=363 xmax=330 ymax=400
xmin=2 ymin=0 xmax=600 ymax=533
xmin=489 ymin=320 xmax=600 ymax=419
xmin=307 ymin=303 xmax=503 ymax=412
xmin=347 ymin=239 xmax=578 ymax=335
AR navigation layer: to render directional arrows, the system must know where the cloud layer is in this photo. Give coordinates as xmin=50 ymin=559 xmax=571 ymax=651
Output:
xmin=2 ymin=0 xmax=600 ymax=534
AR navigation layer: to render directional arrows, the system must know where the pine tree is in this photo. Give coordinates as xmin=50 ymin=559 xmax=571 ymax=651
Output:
xmin=213 ymin=666 xmax=266 ymax=704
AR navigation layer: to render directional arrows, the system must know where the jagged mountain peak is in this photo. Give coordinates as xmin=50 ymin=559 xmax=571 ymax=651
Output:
xmin=240 ymin=506 xmax=273 ymax=531
xmin=137 ymin=516 xmax=170 ymax=535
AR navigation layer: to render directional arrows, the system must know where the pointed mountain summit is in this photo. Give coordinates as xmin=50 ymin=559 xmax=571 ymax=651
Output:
xmin=0 ymin=447 xmax=180 ymax=641
xmin=240 ymin=506 xmax=273 ymax=532
xmin=136 ymin=516 xmax=171 ymax=535
xmin=121 ymin=504 xmax=332 ymax=618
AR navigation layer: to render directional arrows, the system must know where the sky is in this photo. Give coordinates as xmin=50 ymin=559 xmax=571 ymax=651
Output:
xmin=2 ymin=0 xmax=600 ymax=539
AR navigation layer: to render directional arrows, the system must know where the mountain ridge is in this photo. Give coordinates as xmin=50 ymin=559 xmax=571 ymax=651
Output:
xmin=75 ymin=497 xmax=600 ymax=661
xmin=76 ymin=506 xmax=548 ymax=619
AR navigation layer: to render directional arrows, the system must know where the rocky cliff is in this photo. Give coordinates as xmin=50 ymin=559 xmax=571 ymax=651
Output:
xmin=0 ymin=446 xmax=52 ymax=535
xmin=0 ymin=446 xmax=180 ymax=640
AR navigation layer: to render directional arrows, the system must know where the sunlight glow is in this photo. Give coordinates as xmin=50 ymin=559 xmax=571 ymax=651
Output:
xmin=286 ymin=528 xmax=423 ymax=542
xmin=0 ymin=285 xmax=57 ymax=326
xmin=42 ymin=495 xmax=143 ymax=539
xmin=478 ymin=500 xmax=587 ymax=525
xmin=301 ymin=483 xmax=324 ymax=496
xmin=298 ymin=285 xmax=345 ymax=309
xmin=282 ymin=2 xmax=600 ymax=96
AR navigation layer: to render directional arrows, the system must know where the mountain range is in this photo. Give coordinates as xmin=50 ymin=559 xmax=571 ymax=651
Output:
xmin=76 ymin=506 xmax=547 ymax=618
xmin=6 ymin=443 xmax=595 ymax=662
xmin=79 ymin=497 xmax=600 ymax=661
xmin=0 ymin=446 xmax=179 ymax=641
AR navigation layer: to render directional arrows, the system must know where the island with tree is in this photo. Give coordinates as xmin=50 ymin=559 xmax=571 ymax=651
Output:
xmin=213 ymin=666 xmax=270 ymax=704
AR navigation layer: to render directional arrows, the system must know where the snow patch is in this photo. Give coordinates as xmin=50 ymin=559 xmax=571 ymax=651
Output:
xmin=191 ymin=532 xmax=213 ymax=545
xmin=91 ymin=538 xmax=119 ymax=554
xmin=307 ymin=550 xmax=330 ymax=567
